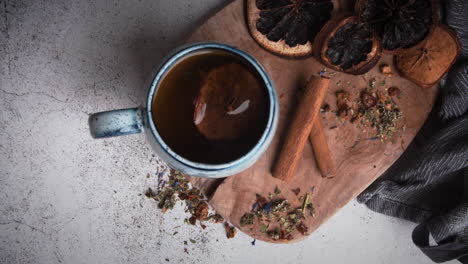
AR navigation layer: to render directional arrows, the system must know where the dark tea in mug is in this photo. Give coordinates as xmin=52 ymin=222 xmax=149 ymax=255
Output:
xmin=151 ymin=49 xmax=270 ymax=164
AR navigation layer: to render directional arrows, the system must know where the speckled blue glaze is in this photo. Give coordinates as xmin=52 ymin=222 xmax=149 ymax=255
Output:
xmin=89 ymin=108 xmax=144 ymax=138
xmin=89 ymin=42 xmax=279 ymax=178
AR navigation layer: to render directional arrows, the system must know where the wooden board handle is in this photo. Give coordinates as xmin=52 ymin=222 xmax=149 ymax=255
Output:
xmin=310 ymin=117 xmax=336 ymax=178
xmin=272 ymin=76 xmax=330 ymax=181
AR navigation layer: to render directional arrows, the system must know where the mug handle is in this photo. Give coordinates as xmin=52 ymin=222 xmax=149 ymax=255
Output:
xmin=89 ymin=108 xmax=145 ymax=138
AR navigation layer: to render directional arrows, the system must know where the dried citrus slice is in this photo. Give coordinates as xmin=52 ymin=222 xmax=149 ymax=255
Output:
xmin=247 ymin=0 xmax=334 ymax=58
xmin=395 ymin=25 xmax=460 ymax=88
xmin=356 ymin=0 xmax=438 ymax=53
xmin=314 ymin=15 xmax=382 ymax=75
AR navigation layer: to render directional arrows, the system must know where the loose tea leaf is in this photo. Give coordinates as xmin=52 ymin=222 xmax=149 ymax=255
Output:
xmin=240 ymin=213 xmax=255 ymax=226
xmin=274 ymin=186 xmax=281 ymax=195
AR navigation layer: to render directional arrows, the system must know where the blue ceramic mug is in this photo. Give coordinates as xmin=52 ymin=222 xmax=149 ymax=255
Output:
xmin=89 ymin=43 xmax=279 ymax=178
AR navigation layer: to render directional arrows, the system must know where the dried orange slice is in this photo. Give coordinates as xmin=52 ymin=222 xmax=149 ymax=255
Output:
xmin=395 ymin=25 xmax=461 ymax=88
xmin=247 ymin=0 xmax=334 ymax=58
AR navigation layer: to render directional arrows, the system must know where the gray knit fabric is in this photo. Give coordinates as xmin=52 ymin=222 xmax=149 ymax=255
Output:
xmin=357 ymin=0 xmax=468 ymax=263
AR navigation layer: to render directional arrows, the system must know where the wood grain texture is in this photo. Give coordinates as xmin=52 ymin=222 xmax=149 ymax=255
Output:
xmin=184 ymin=0 xmax=437 ymax=243
xmin=272 ymin=76 xmax=330 ymax=181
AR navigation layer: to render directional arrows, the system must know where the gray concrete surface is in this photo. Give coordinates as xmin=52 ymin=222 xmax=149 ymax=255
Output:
xmin=0 ymin=1 xmax=453 ymax=263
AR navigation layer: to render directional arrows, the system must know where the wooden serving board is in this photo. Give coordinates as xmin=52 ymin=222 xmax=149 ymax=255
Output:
xmin=184 ymin=0 xmax=437 ymax=243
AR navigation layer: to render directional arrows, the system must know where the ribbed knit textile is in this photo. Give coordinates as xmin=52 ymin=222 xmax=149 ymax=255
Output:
xmin=357 ymin=1 xmax=468 ymax=262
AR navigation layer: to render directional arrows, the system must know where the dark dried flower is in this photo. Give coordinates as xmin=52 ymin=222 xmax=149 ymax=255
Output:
xmin=267 ymin=228 xmax=281 ymax=240
xmin=336 ymin=90 xmax=351 ymax=117
xmin=256 ymin=194 xmax=268 ymax=209
xmin=194 ymin=202 xmax=209 ymax=220
xmin=188 ymin=216 xmax=197 ymax=225
xmin=291 ymin=188 xmax=301 ymax=196
xmin=296 ymin=222 xmax=308 ymax=235
xmin=361 ymin=91 xmax=378 ymax=108
xmin=224 ymin=223 xmax=237 ymax=239
xmin=144 ymin=187 xmax=156 ymax=198
xmin=321 ymin=104 xmax=331 ymax=113
xmin=178 ymin=192 xmax=188 ymax=200
xmin=387 ymin=87 xmax=401 ymax=97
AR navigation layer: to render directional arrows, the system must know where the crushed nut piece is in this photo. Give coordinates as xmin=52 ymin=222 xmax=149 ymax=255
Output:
xmin=379 ymin=64 xmax=393 ymax=77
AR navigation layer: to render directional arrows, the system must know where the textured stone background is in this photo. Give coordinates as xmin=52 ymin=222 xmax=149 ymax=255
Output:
xmin=0 ymin=1 xmax=452 ymax=263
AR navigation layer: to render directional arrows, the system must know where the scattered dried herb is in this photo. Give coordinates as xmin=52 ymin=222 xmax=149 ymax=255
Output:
xmin=189 ymin=239 xmax=196 ymax=244
xmin=144 ymin=170 xmax=232 ymax=240
xmin=188 ymin=216 xmax=197 ymax=225
xmin=301 ymin=194 xmax=310 ymax=214
xmin=320 ymin=104 xmax=331 ymax=113
xmin=240 ymin=213 xmax=255 ymax=226
xmin=336 ymin=90 xmax=351 ymax=118
xmin=240 ymin=187 xmax=316 ymax=241
xmin=357 ymin=89 xmax=403 ymax=140
xmin=209 ymin=214 xmax=224 ymax=224
xmin=307 ymin=203 xmax=315 ymax=217
xmin=296 ymin=222 xmax=308 ymax=235
xmin=274 ymin=186 xmax=281 ymax=195
xmin=332 ymin=82 xmax=403 ymax=141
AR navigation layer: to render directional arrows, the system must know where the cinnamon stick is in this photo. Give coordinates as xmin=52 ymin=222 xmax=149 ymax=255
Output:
xmin=272 ymin=76 xmax=330 ymax=182
xmin=310 ymin=117 xmax=336 ymax=178
xmin=295 ymin=87 xmax=336 ymax=178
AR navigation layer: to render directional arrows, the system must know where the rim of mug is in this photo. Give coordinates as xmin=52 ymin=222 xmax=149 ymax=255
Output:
xmin=146 ymin=42 xmax=278 ymax=171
